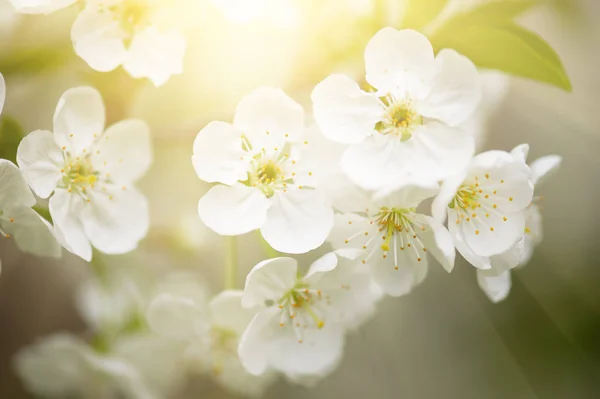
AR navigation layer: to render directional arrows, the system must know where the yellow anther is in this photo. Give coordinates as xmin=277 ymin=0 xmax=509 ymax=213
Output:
xmin=395 ymin=266 xmax=399 ymax=270
xmin=417 ymin=257 xmax=422 ymax=262
xmin=509 ymin=197 xmax=513 ymax=202
xmin=475 ymin=230 xmax=479 ymax=235
xmin=490 ymin=227 xmax=495 ymax=231
xmin=9 ymin=218 xmax=14 ymax=223
xmin=503 ymin=217 xmax=507 ymax=221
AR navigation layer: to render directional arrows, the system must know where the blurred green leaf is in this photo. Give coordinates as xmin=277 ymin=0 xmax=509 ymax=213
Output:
xmin=402 ymin=0 xmax=449 ymax=30
xmin=0 ymin=46 xmax=74 ymax=75
xmin=0 ymin=115 xmax=24 ymax=163
xmin=429 ymin=1 xmax=571 ymax=91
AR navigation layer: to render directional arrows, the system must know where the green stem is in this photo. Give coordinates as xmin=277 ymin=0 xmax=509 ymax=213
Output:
xmin=224 ymin=236 xmax=238 ymax=290
xmin=257 ymin=231 xmax=280 ymax=259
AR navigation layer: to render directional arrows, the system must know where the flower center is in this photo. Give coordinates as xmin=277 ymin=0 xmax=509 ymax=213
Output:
xmin=105 ymin=0 xmax=151 ymax=40
xmin=449 ymin=183 xmax=480 ymax=211
xmin=375 ymin=207 xmax=414 ymax=251
xmin=376 ymin=100 xmax=422 ymax=141
xmin=209 ymin=327 xmax=238 ymax=376
xmin=61 ymin=156 xmax=99 ymax=196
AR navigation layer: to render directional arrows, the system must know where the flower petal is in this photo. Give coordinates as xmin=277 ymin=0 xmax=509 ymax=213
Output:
xmin=0 ymin=159 xmax=36 ymax=207
xmin=242 ymin=257 xmax=298 ymax=308
xmin=123 ymin=27 xmax=186 ymax=87
xmin=261 ymin=189 xmax=333 ymax=254
xmin=375 ymin=183 xmax=439 ymax=209
xmin=53 ymin=87 xmax=106 ymax=155
xmin=8 ymin=0 xmax=76 ymax=14
xmin=370 ymin=254 xmax=427 ymax=297
xmin=16 ymin=130 xmax=63 ymax=199
xmin=510 ymin=143 xmax=530 ymax=163
xmin=81 ymin=185 xmax=149 ymax=255
xmin=0 ymin=206 xmax=61 ymax=258
xmin=238 ymin=307 xmax=280 ymax=376
xmin=448 ymin=214 xmax=492 ymax=270
xmin=210 ymin=290 xmax=257 ymax=335
xmin=417 ymin=49 xmax=481 ymax=126
xmin=327 ymin=212 xmax=372 ymax=251
xmin=192 ymin=121 xmax=248 ymax=185
xmin=477 ymin=269 xmax=512 ymax=303
xmin=304 ymin=252 xmax=339 ymax=279
xmin=49 ymin=188 xmax=92 ymax=261
xmin=531 ymin=155 xmax=561 ymax=187
xmin=311 ymin=74 xmax=381 ymax=145
xmin=234 ymin=87 xmax=304 ymax=148
xmin=198 ymin=183 xmax=271 ymax=236
xmin=146 ymin=293 xmax=209 ymax=340
xmin=364 ymin=28 xmax=435 ymax=97
xmin=490 ymin=238 xmax=525 ymax=275
xmin=431 ymin=170 xmax=468 ymax=223
xmin=71 ymin=7 xmax=126 ymax=72
xmin=91 ymin=119 xmax=152 ymax=183
xmin=414 ymin=214 xmax=455 ymax=273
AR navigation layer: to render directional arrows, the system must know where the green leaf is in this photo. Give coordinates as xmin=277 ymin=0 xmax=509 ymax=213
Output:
xmin=402 ymin=0 xmax=449 ymax=30
xmin=0 ymin=115 xmax=24 ymax=163
xmin=429 ymin=1 xmax=571 ymax=91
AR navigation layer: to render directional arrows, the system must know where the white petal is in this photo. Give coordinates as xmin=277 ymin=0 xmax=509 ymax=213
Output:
xmin=71 ymin=7 xmax=126 ymax=72
xmin=370 ymin=254 xmax=427 ymax=297
xmin=461 ymin=207 xmax=525 ymax=257
xmin=234 ymin=87 xmax=304 ymax=147
xmin=431 ymin=170 xmax=468 ymax=223
xmin=261 ymin=189 xmax=333 ymax=254
xmin=8 ymin=0 xmax=76 ymax=14
xmin=0 ymin=207 xmax=61 ymax=257
xmin=81 ymin=185 xmax=149 ymax=255
xmin=0 ymin=72 xmax=4 ymax=114
xmin=510 ymin=143 xmax=530 ymax=163
xmin=311 ymin=74 xmax=381 ymax=145
xmin=238 ymin=308 xmax=280 ymax=376
xmin=16 ymin=130 xmax=63 ymax=199
xmin=49 ymin=189 xmax=92 ymax=261
xmin=53 ymin=87 xmax=106 ymax=155
xmin=209 ymin=290 xmax=257 ymax=335
xmin=410 ymin=122 xmax=474 ymax=181
xmin=448 ymin=211 xmax=491 ymax=270
xmin=0 ymin=159 xmax=36 ymax=207
xmin=490 ymin=238 xmax=525 ymax=275
xmin=414 ymin=214 xmax=455 ymax=272
xmin=477 ymin=269 xmax=512 ymax=303
xmin=198 ymin=183 xmax=271 ymax=236
xmin=242 ymin=257 xmax=298 ymax=308
xmin=192 ymin=121 xmax=248 ymax=185
xmin=375 ymin=182 xmax=439 ymax=208
xmin=530 ymin=155 xmax=561 ymax=186
xmin=364 ymin=28 xmax=435 ymax=97
xmin=123 ymin=27 xmax=186 ymax=87
xmin=304 ymin=252 xmax=339 ymax=279
xmin=417 ymin=49 xmax=482 ymax=126
xmin=91 ymin=119 xmax=152 ymax=183
xmin=146 ymin=293 xmax=209 ymax=340
xmin=327 ymin=212 xmax=372 ymax=251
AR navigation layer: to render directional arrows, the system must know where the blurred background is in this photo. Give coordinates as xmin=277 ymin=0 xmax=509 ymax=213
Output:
xmin=1 ymin=0 xmax=599 ymax=397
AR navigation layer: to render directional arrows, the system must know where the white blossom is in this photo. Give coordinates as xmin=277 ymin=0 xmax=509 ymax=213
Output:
xmin=147 ymin=287 xmax=277 ymax=397
xmin=193 ymin=87 xmax=333 ymax=254
xmin=328 ymin=184 xmax=455 ymax=296
xmin=0 ymin=160 xmax=62 ymax=264
xmin=17 ymin=86 xmax=152 ymax=261
xmin=71 ymin=0 xmax=186 ymax=86
xmin=477 ymin=147 xmax=561 ymax=302
xmin=7 ymin=0 xmax=75 ymax=14
xmin=15 ymin=333 xmax=166 ymax=399
xmin=432 ymin=145 xmax=535 ymax=270
xmin=311 ymin=27 xmax=481 ymax=191
xmin=238 ymin=253 xmax=381 ymax=380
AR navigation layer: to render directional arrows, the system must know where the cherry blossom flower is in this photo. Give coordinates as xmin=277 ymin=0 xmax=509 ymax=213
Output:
xmin=238 ymin=252 xmax=381 ymax=379
xmin=147 ymin=287 xmax=277 ymax=397
xmin=193 ymin=87 xmax=333 ymax=254
xmin=311 ymin=27 xmax=481 ymax=191
xmin=17 ymin=86 xmax=152 ymax=261
xmin=328 ymin=184 xmax=455 ymax=296
xmin=432 ymin=145 xmax=535 ymax=270
xmin=0 ymin=160 xmax=62 ymax=265
xmin=71 ymin=0 xmax=186 ymax=86
xmin=477 ymin=146 xmax=561 ymax=302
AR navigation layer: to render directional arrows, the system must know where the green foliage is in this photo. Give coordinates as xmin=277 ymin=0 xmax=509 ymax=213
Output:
xmin=402 ymin=0 xmax=448 ymax=30
xmin=0 ymin=115 xmax=24 ymax=163
xmin=429 ymin=0 xmax=572 ymax=91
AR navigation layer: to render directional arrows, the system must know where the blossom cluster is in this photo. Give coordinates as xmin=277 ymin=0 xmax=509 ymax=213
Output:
xmin=0 ymin=4 xmax=563 ymax=397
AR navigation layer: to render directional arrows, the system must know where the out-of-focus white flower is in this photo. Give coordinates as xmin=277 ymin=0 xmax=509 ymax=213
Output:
xmin=312 ymin=27 xmax=481 ymax=191
xmin=147 ymin=288 xmax=277 ymax=397
xmin=15 ymin=333 xmax=160 ymax=399
xmin=193 ymin=87 xmax=333 ymax=254
xmin=477 ymin=147 xmax=561 ymax=302
xmin=238 ymin=253 xmax=381 ymax=380
xmin=71 ymin=0 xmax=186 ymax=86
xmin=17 ymin=86 xmax=152 ymax=261
xmin=0 ymin=160 xmax=62 ymax=263
xmin=328 ymin=184 xmax=455 ymax=297
xmin=432 ymin=145 xmax=534 ymax=270
xmin=7 ymin=0 xmax=75 ymax=14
